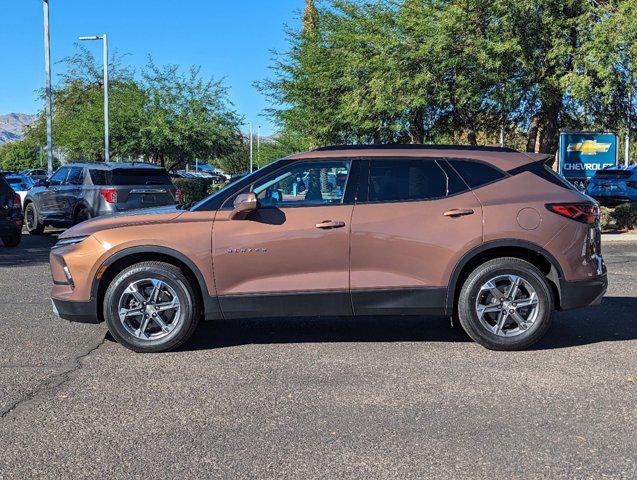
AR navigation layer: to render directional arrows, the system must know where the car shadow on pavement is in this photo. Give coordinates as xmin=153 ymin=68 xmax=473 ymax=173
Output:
xmin=178 ymin=315 xmax=470 ymax=351
xmin=0 ymin=231 xmax=61 ymax=267
xmin=533 ymin=296 xmax=637 ymax=350
xmin=172 ymin=296 xmax=637 ymax=352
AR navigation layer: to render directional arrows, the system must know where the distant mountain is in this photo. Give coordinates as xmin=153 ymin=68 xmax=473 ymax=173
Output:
xmin=0 ymin=113 xmax=38 ymax=145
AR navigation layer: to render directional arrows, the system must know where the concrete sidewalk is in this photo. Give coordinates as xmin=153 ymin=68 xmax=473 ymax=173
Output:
xmin=602 ymin=233 xmax=637 ymax=242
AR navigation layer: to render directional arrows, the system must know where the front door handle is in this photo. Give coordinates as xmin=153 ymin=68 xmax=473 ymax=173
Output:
xmin=443 ymin=208 xmax=475 ymax=217
xmin=316 ymin=220 xmax=346 ymax=229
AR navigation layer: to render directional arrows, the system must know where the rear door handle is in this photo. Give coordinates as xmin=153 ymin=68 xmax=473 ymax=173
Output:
xmin=316 ymin=220 xmax=346 ymax=229
xmin=443 ymin=208 xmax=475 ymax=217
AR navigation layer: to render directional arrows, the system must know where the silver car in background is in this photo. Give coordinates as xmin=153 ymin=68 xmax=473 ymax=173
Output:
xmin=23 ymin=162 xmax=180 ymax=234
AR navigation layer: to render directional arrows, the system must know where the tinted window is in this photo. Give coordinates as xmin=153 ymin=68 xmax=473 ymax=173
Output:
xmin=111 ymin=169 xmax=172 ymax=186
xmin=6 ymin=177 xmax=22 ymax=186
xmin=49 ymin=168 xmax=69 ymax=186
xmin=449 ymin=160 xmax=505 ymax=188
xmin=89 ymin=169 xmax=109 ymax=185
xmin=508 ymin=162 xmax=577 ymax=191
xmin=243 ymin=160 xmax=351 ymax=207
xmin=66 ymin=167 xmax=84 ymax=185
xmin=368 ymin=159 xmax=447 ymax=202
xmin=89 ymin=168 xmax=173 ymax=186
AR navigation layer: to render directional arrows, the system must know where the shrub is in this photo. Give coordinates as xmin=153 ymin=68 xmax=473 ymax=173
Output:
xmin=611 ymin=203 xmax=637 ymax=230
xmin=172 ymin=178 xmax=212 ymax=204
xmin=599 ymin=206 xmax=613 ymax=230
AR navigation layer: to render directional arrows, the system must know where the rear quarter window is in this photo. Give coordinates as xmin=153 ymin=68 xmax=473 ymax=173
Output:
xmin=448 ymin=160 xmax=506 ymax=188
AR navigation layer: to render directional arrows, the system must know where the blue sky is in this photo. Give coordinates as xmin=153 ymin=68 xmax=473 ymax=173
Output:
xmin=0 ymin=0 xmax=303 ymax=135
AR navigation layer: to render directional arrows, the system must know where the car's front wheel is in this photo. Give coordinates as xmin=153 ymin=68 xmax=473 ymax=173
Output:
xmin=457 ymin=257 xmax=554 ymax=351
xmin=103 ymin=261 xmax=200 ymax=353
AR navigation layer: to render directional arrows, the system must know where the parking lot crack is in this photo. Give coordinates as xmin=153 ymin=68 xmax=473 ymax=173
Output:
xmin=0 ymin=336 xmax=106 ymax=421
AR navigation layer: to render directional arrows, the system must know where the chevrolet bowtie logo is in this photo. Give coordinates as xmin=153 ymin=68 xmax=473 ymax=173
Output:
xmin=567 ymin=139 xmax=612 ymax=155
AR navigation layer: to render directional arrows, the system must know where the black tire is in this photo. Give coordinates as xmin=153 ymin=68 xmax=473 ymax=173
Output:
xmin=1 ymin=232 xmax=22 ymax=247
xmin=457 ymin=257 xmax=554 ymax=351
xmin=103 ymin=261 xmax=200 ymax=353
xmin=24 ymin=203 xmax=45 ymax=235
xmin=75 ymin=206 xmax=92 ymax=225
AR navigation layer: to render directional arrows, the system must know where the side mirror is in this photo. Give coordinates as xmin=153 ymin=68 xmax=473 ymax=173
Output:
xmin=229 ymin=192 xmax=258 ymax=220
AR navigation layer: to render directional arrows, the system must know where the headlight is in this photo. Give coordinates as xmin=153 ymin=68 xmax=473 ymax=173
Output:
xmin=52 ymin=236 xmax=89 ymax=250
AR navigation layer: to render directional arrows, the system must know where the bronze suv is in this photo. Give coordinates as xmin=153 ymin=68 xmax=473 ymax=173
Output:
xmin=50 ymin=145 xmax=607 ymax=352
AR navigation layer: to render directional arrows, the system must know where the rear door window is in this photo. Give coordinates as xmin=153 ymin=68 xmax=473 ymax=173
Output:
xmin=367 ymin=159 xmax=448 ymax=202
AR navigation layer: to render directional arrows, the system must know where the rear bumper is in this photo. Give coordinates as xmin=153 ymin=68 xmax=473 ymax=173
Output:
xmin=51 ymin=297 xmax=100 ymax=324
xmin=559 ymin=274 xmax=608 ymax=311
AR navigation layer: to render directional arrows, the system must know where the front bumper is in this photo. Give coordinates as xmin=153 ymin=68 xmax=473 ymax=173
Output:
xmin=559 ymin=274 xmax=608 ymax=311
xmin=51 ymin=297 xmax=100 ymax=324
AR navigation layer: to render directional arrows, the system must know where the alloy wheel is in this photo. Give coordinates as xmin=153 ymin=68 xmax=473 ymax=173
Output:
xmin=475 ymin=274 xmax=540 ymax=337
xmin=117 ymin=278 xmax=182 ymax=341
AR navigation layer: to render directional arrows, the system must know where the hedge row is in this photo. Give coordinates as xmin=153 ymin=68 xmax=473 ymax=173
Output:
xmin=600 ymin=203 xmax=637 ymax=231
xmin=172 ymin=178 xmax=214 ymax=205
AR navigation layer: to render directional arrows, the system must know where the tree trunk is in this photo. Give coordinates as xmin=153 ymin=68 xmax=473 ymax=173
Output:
xmin=537 ymin=97 xmax=562 ymax=154
xmin=526 ymin=113 xmax=542 ymax=152
xmin=467 ymin=129 xmax=478 ymax=146
xmin=408 ymin=109 xmax=425 ymax=144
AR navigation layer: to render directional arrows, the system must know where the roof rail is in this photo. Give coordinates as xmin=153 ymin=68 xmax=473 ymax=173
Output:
xmin=313 ymin=144 xmax=520 ymax=153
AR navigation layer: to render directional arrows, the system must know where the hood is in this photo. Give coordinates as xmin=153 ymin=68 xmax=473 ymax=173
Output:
xmin=60 ymin=206 xmax=184 ymax=238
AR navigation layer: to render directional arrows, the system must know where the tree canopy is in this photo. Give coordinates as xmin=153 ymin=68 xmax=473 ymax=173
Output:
xmin=262 ymin=0 xmax=637 ymax=157
xmin=1 ymin=48 xmax=244 ymax=171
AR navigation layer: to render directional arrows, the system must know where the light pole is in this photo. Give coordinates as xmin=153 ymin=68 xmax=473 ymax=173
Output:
xmin=43 ymin=0 xmax=53 ymax=173
xmin=257 ymin=125 xmax=261 ymax=168
xmin=79 ymin=34 xmax=109 ymax=162
xmin=626 ymin=85 xmax=632 ymax=166
xmin=249 ymin=122 xmax=253 ymax=173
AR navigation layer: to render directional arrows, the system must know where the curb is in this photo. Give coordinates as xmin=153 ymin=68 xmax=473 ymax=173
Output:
xmin=602 ymin=233 xmax=637 ymax=243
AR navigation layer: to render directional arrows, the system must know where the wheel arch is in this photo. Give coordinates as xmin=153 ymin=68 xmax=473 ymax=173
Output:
xmin=446 ymin=240 xmax=564 ymax=316
xmin=73 ymin=201 xmax=92 ymax=220
xmin=92 ymin=246 xmax=221 ymax=322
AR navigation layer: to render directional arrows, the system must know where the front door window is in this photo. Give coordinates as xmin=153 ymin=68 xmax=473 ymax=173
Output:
xmin=248 ymin=161 xmax=351 ymax=207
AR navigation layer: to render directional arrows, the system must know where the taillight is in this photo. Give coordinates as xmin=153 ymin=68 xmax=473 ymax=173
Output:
xmin=100 ymin=188 xmax=118 ymax=204
xmin=176 ymin=189 xmax=183 ymax=204
xmin=626 ymin=181 xmax=637 ymax=189
xmin=13 ymin=193 xmax=21 ymax=208
xmin=20 ymin=183 xmax=27 ymax=190
xmin=546 ymin=203 xmax=599 ymax=224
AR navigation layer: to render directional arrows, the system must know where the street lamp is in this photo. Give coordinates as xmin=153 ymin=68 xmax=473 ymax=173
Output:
xmin=42 ymin=1 xmax=53 ymax=173
xmin=79 ymin=34 xmax=109 ymax=162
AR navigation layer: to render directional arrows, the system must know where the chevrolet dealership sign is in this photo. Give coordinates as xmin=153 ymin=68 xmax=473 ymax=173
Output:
xmin=559 ymin=132 xmax=618 ymax=180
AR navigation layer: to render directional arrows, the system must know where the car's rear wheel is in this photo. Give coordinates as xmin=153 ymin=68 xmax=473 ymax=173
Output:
xmin=457 ymin=257 xmax=554 ymax=351
xmin=1 ymin=232 xmax=22 ymax=247
xmin=24 ymin=203 xmax=45 ymax=235
xmin=103 ymin=261 xmax=200 ymax=353
xmin=75 ymin=206 xmax=92 ymax=225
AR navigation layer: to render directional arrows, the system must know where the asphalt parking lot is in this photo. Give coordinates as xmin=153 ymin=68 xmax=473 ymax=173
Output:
xmin=0 ymin=233 xmax=635 ymax=479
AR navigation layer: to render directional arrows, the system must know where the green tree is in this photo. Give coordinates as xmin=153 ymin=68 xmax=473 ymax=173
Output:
xmin=138 ymin=61 xmax=243 ymax=171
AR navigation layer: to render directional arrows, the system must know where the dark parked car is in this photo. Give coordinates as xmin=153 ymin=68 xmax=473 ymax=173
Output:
xmin=586 ymin=165 xmax=637 ymax=206
xmin=0 ymin=175 xmax=24 ymax=247
xmin=24 ymin=162 xmax=180 ymax=234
